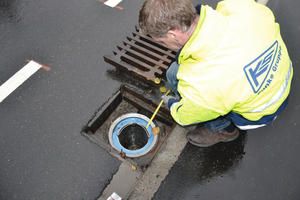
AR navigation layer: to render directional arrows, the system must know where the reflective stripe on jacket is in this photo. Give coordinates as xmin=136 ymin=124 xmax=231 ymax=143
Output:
xmin=171 ymin=0 xmax=293 ymax=126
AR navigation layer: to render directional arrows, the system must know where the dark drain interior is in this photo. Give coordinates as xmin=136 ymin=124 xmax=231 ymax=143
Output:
xmin=118 ymin=123 xmax=149 ymax=151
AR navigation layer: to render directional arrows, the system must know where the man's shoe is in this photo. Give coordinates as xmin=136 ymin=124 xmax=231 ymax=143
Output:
xmin=186 ymin=127 xmax=239 ymax=147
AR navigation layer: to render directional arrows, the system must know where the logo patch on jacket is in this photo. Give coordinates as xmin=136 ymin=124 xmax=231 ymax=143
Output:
xmin=244 ymin=41 xmax=279 ymax=94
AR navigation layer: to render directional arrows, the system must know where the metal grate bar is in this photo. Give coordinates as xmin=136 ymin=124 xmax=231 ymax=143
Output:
xmin=117 ymin=45 xmax=169 ymax=70
xmin=123 ymin=41 xmax=173 ymax=64
xmin=127 ymin=35 xmax=175 ymax=60
xmin=132 ymin=32 xmax=176 ymax=58
xmin=104 ymin=28 xmax=177 ymax=87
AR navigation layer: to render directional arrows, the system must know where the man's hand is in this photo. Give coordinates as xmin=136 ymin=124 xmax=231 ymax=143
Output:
xmin=161 ymin=95 xmax=175 ymax=106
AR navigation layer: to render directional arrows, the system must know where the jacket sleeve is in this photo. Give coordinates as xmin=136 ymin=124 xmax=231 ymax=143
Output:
xmin=170 ymin=96 xmax=222 ymax=126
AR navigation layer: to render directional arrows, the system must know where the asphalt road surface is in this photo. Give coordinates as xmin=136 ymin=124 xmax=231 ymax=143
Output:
xmin=153 ymin=0 xmax=300 ymax=199
xmin=0 ymin=0 xmax=144 ymax=199
xmin=1 ymin=0 xmax=299 ymax=200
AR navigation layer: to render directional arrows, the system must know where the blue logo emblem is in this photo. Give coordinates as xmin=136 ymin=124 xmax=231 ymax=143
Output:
xmin=244 ymin=41 xmax=278 ymax=93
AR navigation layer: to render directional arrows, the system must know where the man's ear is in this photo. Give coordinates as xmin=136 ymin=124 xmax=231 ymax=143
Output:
xmin=167 ymin=30 xmax=180 ymax=41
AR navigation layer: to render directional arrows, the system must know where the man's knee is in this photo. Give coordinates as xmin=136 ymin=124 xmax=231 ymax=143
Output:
xmin=167 ymin=62 xmax=180 ymax=82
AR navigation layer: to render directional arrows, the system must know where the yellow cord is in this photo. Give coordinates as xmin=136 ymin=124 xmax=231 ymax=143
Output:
xmin=146 ymin=88 xmax=171 ymax=129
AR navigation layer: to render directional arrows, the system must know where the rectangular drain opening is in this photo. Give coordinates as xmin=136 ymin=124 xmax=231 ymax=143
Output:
xmin=82 ymin=84 xmax=175 ymax=167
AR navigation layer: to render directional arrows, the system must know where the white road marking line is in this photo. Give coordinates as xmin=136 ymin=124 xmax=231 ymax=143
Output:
xmin=0 ymin=60 xmax=42 ymax=103
xmin=104 ymin=0 xmax=122 ymax=7
xmin=257 ymin=0 xmax=269 ymax=5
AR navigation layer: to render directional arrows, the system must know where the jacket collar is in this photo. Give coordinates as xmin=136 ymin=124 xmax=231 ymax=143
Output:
xmin=178 ymin=5 xmax=227 ymax=63
xmin=175 ymin=4 xmax=201 ymax=63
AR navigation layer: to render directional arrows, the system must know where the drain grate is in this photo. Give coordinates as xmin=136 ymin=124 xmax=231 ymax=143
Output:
xmin=104 ymin=27 xmax=177 ymax=87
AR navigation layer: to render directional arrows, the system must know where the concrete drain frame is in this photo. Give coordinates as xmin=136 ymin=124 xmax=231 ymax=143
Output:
xmin=82 ymin=84 xmax=175 ymax=168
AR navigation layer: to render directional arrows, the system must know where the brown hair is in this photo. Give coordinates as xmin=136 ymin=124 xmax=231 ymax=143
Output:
xmin=139 ymin=0 xmax=197 ymax=38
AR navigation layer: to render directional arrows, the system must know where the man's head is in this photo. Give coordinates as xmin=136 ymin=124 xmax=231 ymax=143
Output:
xmin=139 ymin=0 xmax=197 ymax=50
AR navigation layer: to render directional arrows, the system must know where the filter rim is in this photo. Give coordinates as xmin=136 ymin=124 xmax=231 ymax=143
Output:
xmin=108 ymin=113 xmax=158 ymax=158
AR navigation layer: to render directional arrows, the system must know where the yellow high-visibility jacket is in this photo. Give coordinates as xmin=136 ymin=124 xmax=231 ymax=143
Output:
xmin=171 ymin=0 xmax=293 ymax=129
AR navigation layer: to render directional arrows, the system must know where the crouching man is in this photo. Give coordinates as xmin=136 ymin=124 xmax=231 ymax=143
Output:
xmin=139 ymin=0 xmax=293 ymax=147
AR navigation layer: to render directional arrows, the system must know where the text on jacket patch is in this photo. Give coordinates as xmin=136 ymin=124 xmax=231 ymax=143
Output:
xmin=243 ymin=41 xmax=282 ymax=94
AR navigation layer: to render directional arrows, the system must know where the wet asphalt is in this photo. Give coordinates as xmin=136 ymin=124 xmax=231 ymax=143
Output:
xmin=0 ymin=0 xmax=299 ymax=200
xmin=0 ymin=0 xmax=141 ymax=199
xmin=153 ymin=0 xmax=300 ymax=199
